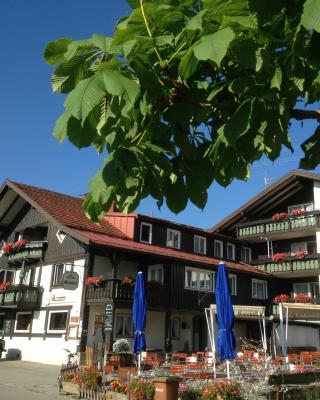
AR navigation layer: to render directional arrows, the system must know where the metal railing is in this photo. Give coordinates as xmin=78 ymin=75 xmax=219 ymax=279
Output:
xmin=253 ymin=254 xmax=320 ymax=273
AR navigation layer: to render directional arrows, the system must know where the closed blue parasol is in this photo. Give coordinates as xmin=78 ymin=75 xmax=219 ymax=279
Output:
xmin=216 ymin=262 xmax=236 ymax=363
xmin=133 ymin=271 xmax=146 ymax=355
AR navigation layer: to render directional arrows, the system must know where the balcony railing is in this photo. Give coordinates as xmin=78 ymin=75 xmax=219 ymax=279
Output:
xmin=86 ymin=279 xmax=169 ymax=307
xmin=0 ymin=285 xmax=43 ymax=309
xmin=7 ymin=241 xmax=47 ymax=264
xmin=254 ymin=254 xmax=320 ymax=273
xmin=237 ymin=211 xmax=320 ymax=239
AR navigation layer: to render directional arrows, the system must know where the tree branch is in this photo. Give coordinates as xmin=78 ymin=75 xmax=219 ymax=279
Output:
xmin=290 ymin=109 xmax=320 ymax=120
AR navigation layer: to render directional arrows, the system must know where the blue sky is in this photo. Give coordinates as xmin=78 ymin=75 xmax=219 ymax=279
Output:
xmin=1 ymin=1 xmax=319 ymax=229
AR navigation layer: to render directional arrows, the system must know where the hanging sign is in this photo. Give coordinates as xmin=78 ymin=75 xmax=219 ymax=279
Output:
xmin=62 ymin=272 xmax=79 ymax=290
xmin=104 ymin=303 xmax=113 ymax=333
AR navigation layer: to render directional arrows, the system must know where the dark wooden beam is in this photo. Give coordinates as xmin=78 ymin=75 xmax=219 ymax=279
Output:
xmin=0 ymin=195 xmax=21 ymax=226
xmin=255 ymin=185 xmax=302 ymax=216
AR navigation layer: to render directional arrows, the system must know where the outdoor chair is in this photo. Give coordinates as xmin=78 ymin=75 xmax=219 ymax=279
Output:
xmin=301 ymin=354 xmax=313 ymax=368
xmin=170 ymin=364 xmax=186 ymax=376
xmin=310 ymin=352 xmax=320 ymax=364
xmin=289 ymin=364 xmax=305 ymax=373
xmin=287 ymin=354 xmax=299 ymax=364
xmin=185 ymin=356 xmax=198 ymax=364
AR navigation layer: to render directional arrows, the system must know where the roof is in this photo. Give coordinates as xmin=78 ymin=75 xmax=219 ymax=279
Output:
xmin=73 ymin=228 xmax=271 ymax=277
xmin=209 ymin=169 xmax=320 ymax=234
xmin=6 ymin=181 xmax=127 ymax=239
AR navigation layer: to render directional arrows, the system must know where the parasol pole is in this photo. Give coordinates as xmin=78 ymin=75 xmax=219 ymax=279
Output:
xmin=210 ymin=307 xmax=216 ymax=379
xmin=226 ymin=360 xmax=230 ymax=379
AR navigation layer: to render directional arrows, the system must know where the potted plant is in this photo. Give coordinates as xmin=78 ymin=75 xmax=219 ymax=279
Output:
xmin=85 ymin=275 xmax=105 ymax=287
xmin=294 ymin=250 xmax=307 ymax=259
xmin=202 ymin=380 xmax=243 ymax=400
xmin=273 ymin=294 xmax=290 ymax=303
xmin=122 ymin=276 xmax=136 ymax=286
xmin=128 ymin=379 xmax=155 ymax=400
xmin=290 ymin=209 xmax=306 ymax=216
xmin=294 ymin=294 xmax=312 ymax=303
xmin=113 ymin=339 xmax=135 ymax=381
xmin=109 ymin=380 xmax=128 ymax=400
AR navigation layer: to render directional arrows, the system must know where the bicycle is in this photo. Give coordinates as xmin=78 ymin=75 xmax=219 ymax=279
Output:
xmin=58 ymin=348 xmax=79 ymax=391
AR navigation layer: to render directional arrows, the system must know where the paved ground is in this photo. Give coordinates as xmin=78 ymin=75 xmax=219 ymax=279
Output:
xmin=0 ymin=360 xmax=70 ymax=400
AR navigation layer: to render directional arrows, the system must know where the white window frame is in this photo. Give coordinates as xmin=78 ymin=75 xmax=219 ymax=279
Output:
xmin=0 ymin=269 xmax=15 ymax=283
xmin=226 ymin=243 xmax=236 ymax=261
xmin=291 ymin=242 xmax=308 ymax=255
xmin=185 ymin=267 xmax=215 ymax=292
xmin=214 ymin=240 xmax=223 ymax=258
xmin=293 ymin=282 xmax=312 ymax=297
xmin=140 ymin=222 xmax=152 ymax=244
xmin=115 ymin=313 xmax=133 ymax=338
xmin=166 ymin=229 xmax=181 ymax=249
xmin=228 ymin=274 xmax=237 ymax=296
xmin=194 ymin=235 xmax=206 ymax=255
xmin=252 ymin=279 xmax=268 ymax=300
xmin=241 ymin=247 xmax=252 ymax=263
xmin=148 ymin=264 xmax=164 ymax=283
xmin=52 ymin=263 xmax=73 ymax=286
xmin=47 ymin=310 xmax=68 ymax=334
xmin=0 ymin=313 xmax=5 ymax=334
xmin=14 ymin=311 xmax=32 ymax=333
xmin=288 ymin=202 xmax=314 ymax=213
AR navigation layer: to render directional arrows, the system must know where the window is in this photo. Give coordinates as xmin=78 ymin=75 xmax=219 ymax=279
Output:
xmin=166 ymin=229 xmax=181 ymax=249
xmin=293 ymin=282 xmax=311 ymax=296
xmin=48 ymin=311 xmax=68 ymax=333
xmin=148 ymin=264 xmax=164 ymax=284
xmin=226 ymin=243 xmax=235 ymax=260
xmin=288 ymin=203 xmax=313 ymax=213
xmin=185 ymin=267 xmax=214 ymax=292
xmin=291 ymin=242 xmax=308 ymax=255
xmin=228 ymin=274 xmax=237 ymax=295
xmin=115 ymin=314 xmax=133 ymax=337
xmin=241 ymin=247 xmax=251 ymax=263
xmin=170 ymin=317 xmax=180 ymax=340
xmin=140 ymin=223 xmax=152 ymax=244
xmin=214 ymin=240 xmax=223 ymax=258
xmin=0 ymin=269 xmax=15 ymax=283
xmin=194 ymin=235 xmax=206 ymax=255
xmin=52 ymin=263 xmax=72 ymax=286
xmin=252 ymin=279 xmax=267 ymax=300
xmin=15 ymin=312 xmax=32 ymax=332
xmin=0 ymin=314 xmax=4 ymax=333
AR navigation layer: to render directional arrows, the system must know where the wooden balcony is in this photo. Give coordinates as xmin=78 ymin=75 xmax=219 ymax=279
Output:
xmin=254 ymin=254 xmax=320 ymax=274
xmin=86 ymin=279 xmax=169 ymax=308
xmin=0 ymin=285 xmax=43 ymax=309
xmin=7 ymin=241 xmax=47 ymax=264
xmin=237 ymin=211 xmax=320 ymax=240
xmin=270 ymin=303 xmax=320 ymax=319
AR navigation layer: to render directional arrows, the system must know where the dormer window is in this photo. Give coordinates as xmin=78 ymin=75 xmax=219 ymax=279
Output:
xmin=288 ymin=203 xmax=313 ymax=213
xmin=140 ymin=222 xmax=152 ymax=244
xmin=194 ymin=235 xmax=206 ymax=255
xmin=166 ymin=229 xmax=181 ymax=249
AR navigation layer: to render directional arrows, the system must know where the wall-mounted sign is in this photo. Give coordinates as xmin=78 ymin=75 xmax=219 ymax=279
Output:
xmin=62 ymin=272 xmax=79 ymax=290
xmin=104 ymin=303 xmax=113 ymax=333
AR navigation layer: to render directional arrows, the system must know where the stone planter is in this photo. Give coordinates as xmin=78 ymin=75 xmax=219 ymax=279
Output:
xmin=152 ymin=376 xmax=181 ymax=400
xmin=61 ymin=381 xmax=80 ymax=396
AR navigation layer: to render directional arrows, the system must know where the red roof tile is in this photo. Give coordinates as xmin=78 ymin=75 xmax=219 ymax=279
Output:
xmin=74 ymin=229 xmax=270 ymax=277
xmin=10 ymin=182 xmax=127 ymax=239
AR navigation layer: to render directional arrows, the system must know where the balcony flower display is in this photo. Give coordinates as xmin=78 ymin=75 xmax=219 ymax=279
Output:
xmin=2 ymin=240 xmax=29 ymax=255
xmin=147 ymin=280 xmax=164 ymax=288
xmin=113 ymin=339 xmax=130 ymax=354
xmin=0 ymin=282 xmax=12 ymax=293
xmin=202 ymin=380 xmax=242 ymax=400
xmin=273 ymin=294 xmax=290 ymax=304
xmin=122 ymin=276 xmax=135 ymax=286
xmin=85 ymin=275 xmax=104 ymax=287
xmin=290 ymin=209 xmax=306 ymax=216
xmin=295 ymin=294 xmax=312 ymax=303
xmin=272 ymin=253 xmax=288 ymax=263
xmin=272 ymin=212 xmax=288 ymax=221
xmin=66 ymin=366 xmax=101 ymax=390
xmin=294 ymin=250 xmax=307 ymax=259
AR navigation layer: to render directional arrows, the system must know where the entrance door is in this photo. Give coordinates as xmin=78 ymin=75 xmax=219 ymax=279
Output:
xmin=193 ymin=316 xmax=208 ymax=351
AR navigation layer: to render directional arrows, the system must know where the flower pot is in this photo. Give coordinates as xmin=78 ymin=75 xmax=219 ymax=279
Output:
xmin=152 ymin=376 xmax=181 ymax=400
xmin=118 ymin=366 xmax=137 ymax=382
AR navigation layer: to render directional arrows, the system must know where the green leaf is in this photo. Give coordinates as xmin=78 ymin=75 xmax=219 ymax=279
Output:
xmin=53 ymin=111 xmax=71 ymax=143
xmin=300 ymin=126 xmax=320 ymax=169
xmin=271 ymin=67 xmax=282 ymax=90
xmin=89 ymin=169 xmax=114 ymax=206
xmin=64 ymin=39 xmax=95 ymax=60
xmin=66 ymin=114 xmax=97 ymax=148
xmin=186 ymin=9 xmax=207 ymax=31
xmin=193 ymin=27 xmax=235 ymax=66
xmin=104 ymin=70 xmax=139 ymax=108
xmin=91 ymin=34 xmax=113 ymax=53
xmin=64 ymin=74 xmax=107 ymax=122
xmin=178 ymin=48 xmax=198 ymax=80
xmin=222 ymin=98 xmax=255 ymax=145
xmin=165 ymin=175 xmax=188 ymax=213
xmin=301 ymin=0 xmax=320 ymax=33
xmin=44 ymin=38 xmax=72 ymax=66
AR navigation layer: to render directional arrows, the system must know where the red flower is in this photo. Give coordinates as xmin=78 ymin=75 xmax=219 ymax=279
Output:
xmin=2 ymin=243 xmax=14 ymax=255
xmin=122 ymin=276 xmax=136 ymax=286
xmin=13 ymin=239 xmax=29 ymax=249
xmin=272 ymin=212 xmax=288 ymax=221
xmin=294 ymin=294 xmax=311 ymax=303
xmin=0 ymin=282 xmax=12 ymax=293
xmin=272 ymin=253 xmax=288 ymax=263
xmin=290 ymin=209 xmax=305 ymax=216
xmin=85 ymin=275 xmax=104 ymax=287
xmin=294 ymin=250 xmax=307 ymax=260
xmin=273 ymin=294 xmax=290 ymax=304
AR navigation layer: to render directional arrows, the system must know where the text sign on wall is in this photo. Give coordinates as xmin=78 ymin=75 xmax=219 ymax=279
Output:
xmin=62 ymin=272 xmax=79 ymax=290
xmin=104 ymin=303 xmax=113 ymax=333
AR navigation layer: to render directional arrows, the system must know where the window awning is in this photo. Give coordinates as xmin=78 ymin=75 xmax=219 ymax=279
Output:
xmin=210 ymin=304 xmax=266 ymax=318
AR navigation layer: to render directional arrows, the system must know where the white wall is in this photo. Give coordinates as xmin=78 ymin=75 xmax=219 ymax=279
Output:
xmin=171 ymin=313 xmax=193 ymax=353
xmin=313 ymin=181 xmax=320 ymax=210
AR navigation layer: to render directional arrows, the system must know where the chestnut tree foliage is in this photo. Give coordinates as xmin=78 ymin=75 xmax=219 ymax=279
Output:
xmin=44 ymin=0 xmax=320 ymax=220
